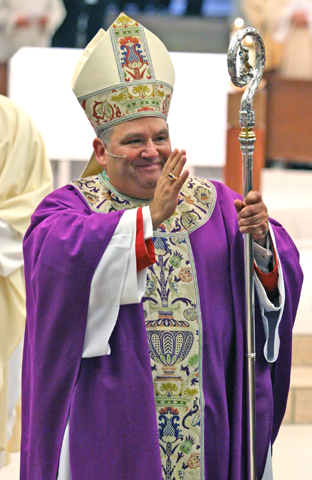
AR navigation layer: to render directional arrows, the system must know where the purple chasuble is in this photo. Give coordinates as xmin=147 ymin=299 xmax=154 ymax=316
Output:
xmin=192 ymin=181 xmax=303 ymax=479
xmin=21 ymin=179 xmax=303 ymax=480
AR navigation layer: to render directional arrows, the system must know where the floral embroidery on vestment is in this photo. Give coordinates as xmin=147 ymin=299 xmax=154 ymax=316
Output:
xmin=72 ymin=174 xmax=217 ymax=479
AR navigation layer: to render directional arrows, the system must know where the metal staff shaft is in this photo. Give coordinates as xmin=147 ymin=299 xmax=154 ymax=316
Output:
xmin=227 ymin=27 xmax=266 ymax=480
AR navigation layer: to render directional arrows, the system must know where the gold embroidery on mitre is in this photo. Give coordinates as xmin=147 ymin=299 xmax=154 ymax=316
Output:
xmin=79 ymin=82 xmax=172 ymax=135
xmin=111 ymin=13 xmax=154 ymax=82
xmin=76 ymin=12 xmax=173 ymax=133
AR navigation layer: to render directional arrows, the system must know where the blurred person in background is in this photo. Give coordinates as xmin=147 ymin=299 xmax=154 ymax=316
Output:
xmin=243 ymin=0 xmax=312 ymax=79
xmin=0 ymin=95 xmax=53 ymax=468
xmin=154 ymin=0 xmax=171 ymax=11
xmin=80 ymin=0 xmax=109 ymax=45
xmin=186 ymin=0 xmax=203 ymax=15
xmin=52 ymin=0 xmax=80 ymax=48
xmin=53 ymin=0 xmax=110 ymax=48
xmin=0 ymin=0 xmax=66 ymax=95
xmin=53 ymin=1 xmax=171 ymax=49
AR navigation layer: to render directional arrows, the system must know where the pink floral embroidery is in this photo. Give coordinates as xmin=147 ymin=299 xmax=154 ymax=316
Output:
xmin=179 ymin=268 xmax=192 ymax=282
xmin=187 ymin=453 xmax=200 ymax=469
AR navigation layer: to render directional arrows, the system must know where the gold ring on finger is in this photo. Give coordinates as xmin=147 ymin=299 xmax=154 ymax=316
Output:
xmin=168 ymin=172 xmax=178 ymax=181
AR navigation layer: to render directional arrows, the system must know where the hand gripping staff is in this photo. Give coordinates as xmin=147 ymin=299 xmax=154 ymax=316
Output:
xmin=227 ymin=28 xmax=266 ymax=480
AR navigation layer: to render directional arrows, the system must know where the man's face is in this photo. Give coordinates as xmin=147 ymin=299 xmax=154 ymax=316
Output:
xmin=100 ymin=117 xmax=171 ymax=200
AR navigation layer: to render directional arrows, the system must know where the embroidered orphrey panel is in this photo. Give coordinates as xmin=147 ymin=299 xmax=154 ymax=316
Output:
xmin=72 ymin=175 xmax=216 ymax=479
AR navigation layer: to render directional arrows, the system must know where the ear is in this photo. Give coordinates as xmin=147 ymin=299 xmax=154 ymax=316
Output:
xmin=93 ymin=137 xmax=107 ymax=168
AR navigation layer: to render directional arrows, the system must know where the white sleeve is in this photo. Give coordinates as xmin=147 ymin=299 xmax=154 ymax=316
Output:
xmin=261 ymin=443 xmax=273 ymax=480
xmin=120 ymin=205 xmax=153 ymax=304
xmin=0 ymin=218 xmax=24 ymax=277
xmin=254 ymin=235 xmax=274 ymax=274
xmin=254 ymin=224 xmax=285 ymax=363
xmin=82 ymin=207 xmax=153 ymax=358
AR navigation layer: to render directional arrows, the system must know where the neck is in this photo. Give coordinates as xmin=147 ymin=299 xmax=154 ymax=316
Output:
xmin=100 ymin=170 xmax=153 ymax=202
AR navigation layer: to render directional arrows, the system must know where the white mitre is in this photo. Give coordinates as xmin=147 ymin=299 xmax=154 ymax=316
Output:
xmin=71 ymin=12 xmax=175 ymax=177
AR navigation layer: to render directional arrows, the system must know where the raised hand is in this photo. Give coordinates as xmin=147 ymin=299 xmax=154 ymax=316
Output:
xmin=149 ymin=148 xmax=189 ymax=230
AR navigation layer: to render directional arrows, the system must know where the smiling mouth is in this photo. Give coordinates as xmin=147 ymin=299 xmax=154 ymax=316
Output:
xmin=136 ymin=162 xmax=163 ymax=169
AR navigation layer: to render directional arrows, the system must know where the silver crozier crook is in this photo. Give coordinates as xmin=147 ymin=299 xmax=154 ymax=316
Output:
xmin=227 ymin=28 xmax=266 ymax=480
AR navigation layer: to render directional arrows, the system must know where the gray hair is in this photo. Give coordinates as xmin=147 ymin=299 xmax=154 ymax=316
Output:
xmin=98 ymin=126 xmax=115 ymax=146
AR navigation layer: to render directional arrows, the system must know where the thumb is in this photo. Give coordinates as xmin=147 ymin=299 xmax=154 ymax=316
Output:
xmin=233 ymin=199 xmax=244 ymax=213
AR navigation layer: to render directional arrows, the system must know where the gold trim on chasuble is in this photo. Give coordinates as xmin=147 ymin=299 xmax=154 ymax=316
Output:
xmin=72 ymin=174 xmax=217 ymax=480
xmin=78 ymin=14 xmax=173 ymax=135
